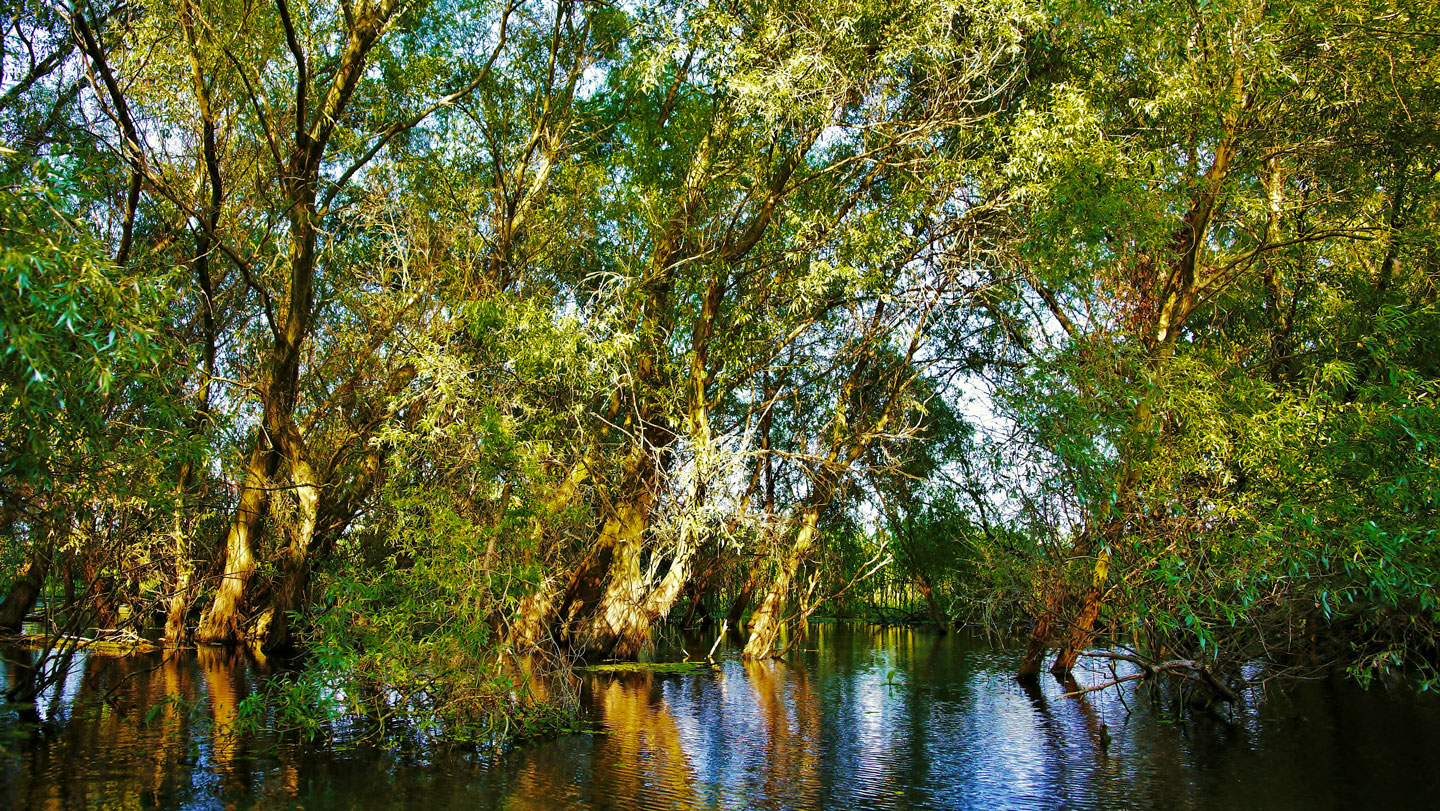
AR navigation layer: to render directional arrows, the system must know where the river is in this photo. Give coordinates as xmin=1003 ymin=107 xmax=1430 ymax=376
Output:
xmin=3 ymin=623 xmax=1438 ymax=809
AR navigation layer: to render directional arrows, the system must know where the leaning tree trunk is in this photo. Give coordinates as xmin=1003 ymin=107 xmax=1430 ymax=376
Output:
xmin=1019 ymin=122 xmax=1235 ymax=679
xmin=681 ymin=563 xmax=716 ymax=630
xmin=742 ymin=505 xmax=821 ymax=660
xmin=596 ymin=531 xmax=696 ymax=660
xmin=1050 ymin=548 xmax=1112 ymax=675
xmin=571 ymin=490 xmax=657 ymax=657
xmin=508 ymin=451 xmax=596 ymax=649
xmin=1017 ymin=582 xmax=1062 ymax=680
xmin=727 ymin=561 xmax=764 ymax=626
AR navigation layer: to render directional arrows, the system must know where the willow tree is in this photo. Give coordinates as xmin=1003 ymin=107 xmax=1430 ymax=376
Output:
xmin=990 ymin=0 xmax=1440 ymax=681
xmin=0 ymin=165 xmax=175 ymax=635
xmin=508 ymin=0 xmax=1037 ymax=660
xmin=0 ymin=0 xmax=612 ymax=652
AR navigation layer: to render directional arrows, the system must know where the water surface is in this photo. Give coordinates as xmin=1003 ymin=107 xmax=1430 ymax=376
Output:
xmin=3 ymin=624 xmax=1437 ymax=809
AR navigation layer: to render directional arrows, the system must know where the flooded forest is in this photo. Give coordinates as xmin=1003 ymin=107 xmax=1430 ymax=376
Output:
xmin=1 ymin=0 xmax=1438 ymax=806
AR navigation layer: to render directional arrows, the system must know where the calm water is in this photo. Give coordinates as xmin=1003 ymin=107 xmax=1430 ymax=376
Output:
xmin=2 ymin=624 xmax=1438 ymax=809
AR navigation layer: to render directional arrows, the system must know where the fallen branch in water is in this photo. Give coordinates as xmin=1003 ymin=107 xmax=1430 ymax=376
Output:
xmin=1066 ymin=650 xmax=1238 ymax=703
xmin=3 ymin=630 xmax=160 ymax=655
xmin=706 ymin=620 xmax=727 ymax=660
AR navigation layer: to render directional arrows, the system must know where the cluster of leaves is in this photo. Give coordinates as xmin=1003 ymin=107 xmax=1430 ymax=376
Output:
xmin=0 ymin=160 xmax=177 ymax=483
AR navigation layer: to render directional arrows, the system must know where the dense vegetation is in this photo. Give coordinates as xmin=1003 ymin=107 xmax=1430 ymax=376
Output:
xmin=1 ymin=0 xmax=1436 ymax=736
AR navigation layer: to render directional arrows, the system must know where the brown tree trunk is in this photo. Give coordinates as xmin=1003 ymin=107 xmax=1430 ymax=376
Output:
xmin=1049 ymin=549 xmax=1111 ymax=676
xmin=727 ymin=560 xmax=763 ymax=626
xmin=1016 ymin=619 xmax=1052 ymax=680
xmin=507 ymin=443 xmax=602 ymax=649
xmin=915 ymin=573 xmax=948 ymax=634
xmin=0 ymin=544 xmax=50 ymax=632
xmin=554 ymin=541 xmax=616 ymax=635
xmin=589 ymin=541 xmax=695 ymax=661
xmin=681 ymin=565 xmax=715 ymax=630
xmin=1017 ymin=557 xmax=1074 ymax=679
xmin=195 ymin=276 xmax=308 ymax=646
xmin=511 ymin=587 xmax=557 ymax=650
xmin=615 ymin=539 xmax=696 ymax=658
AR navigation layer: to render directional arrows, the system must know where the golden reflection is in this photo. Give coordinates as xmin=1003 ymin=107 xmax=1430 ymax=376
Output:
xmin=744 ymin=659 xmax=821 ymax=807
xmin=502 ymin=671 xmax=699 ymax=811
xmin=195 ymin=644 xmax=246 ymax=799
xmin=145 ymin=653 xmax=189 ymax=805
xmin=597 ymin=673 xmax=697 ymax=807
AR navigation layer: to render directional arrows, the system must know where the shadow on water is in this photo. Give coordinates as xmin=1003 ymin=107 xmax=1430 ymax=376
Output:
xmin=3 ymin=624 xmax=1440 ymax=809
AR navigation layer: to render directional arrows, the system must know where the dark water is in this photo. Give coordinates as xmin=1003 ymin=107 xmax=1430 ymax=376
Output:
xmin=3 ymin=624 xmax=1439 ymax=809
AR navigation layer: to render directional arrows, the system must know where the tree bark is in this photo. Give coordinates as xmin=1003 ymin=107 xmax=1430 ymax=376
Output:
xmin=259 ymin=423 xmax=322 ymax=653
xmin=1050 ymin=550 xmax=1110 ymax=676
xmin=0 ymin=544 xmax=50 ymax=632
xmin=196 ymin=0 xmax=402 ymax=645
xmin=571 ymin=488 xmax=658 ymax=657
xmin=727 ymin=560 xmax=763 ymax=626
xmin=742 ymin=505 xmax=821 ymax=659
xmin=196 ymin=441 xmax=275 ymax=644
xmin=915 ymin=573 xmax=948 ymax=634
xmin=1017 ymin=577 xmax=1065 ymax=679
xmin=163 ymin=468 xmax=195 ymax=648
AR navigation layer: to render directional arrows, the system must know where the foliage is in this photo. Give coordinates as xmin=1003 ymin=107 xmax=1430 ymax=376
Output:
xmin=0 ymin=0 xmax=1436 ymax=739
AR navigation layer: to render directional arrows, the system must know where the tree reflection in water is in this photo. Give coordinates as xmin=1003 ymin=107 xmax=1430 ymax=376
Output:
xmin=3 ymin=626 xmax=1440 ymax=810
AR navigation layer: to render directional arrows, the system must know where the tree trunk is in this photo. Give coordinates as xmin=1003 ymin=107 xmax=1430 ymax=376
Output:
xmin=164 ymin=462 xmax=198 ymax=648
xmin=196 ymin=442 xmax=275 ymax=644
xmin=1017 ymin=600 xmax=1057 ymax=679
xmin=727 ymin=560 xmax=763 ymax=626
xmin=196 ymin=0 xmax=396 ymax=642
xmin=511 ymin=587 xmax=557 ymax=650
xmin=260 ymin=424 xmax=323 ymax=653
xmin=915 ymin=573 xmax=948 ymax=634
xmin=167 ymin=4 xmax=221 ymax=649
xmin=508 ymin=452 xmax=597 ymax=649
xmin=1050 ymin=549 xmax=1111 ymax=676
xmin=742 ymin=505 xmax=820 ymax=660
xmin=554 ymin=541 xmax=616 ymax=635
xmin=0 ymin=544 xmax=50 ymax=632
xmin=681 ymin=566 xmax=715 ymax=630
xmin=1017 ymin=559 xmax=1072 ymax=679
xmin=163 ymin=550 xmax=194 ymax=648
xmin=572 ymin=492 xmax=656 ymax=657
xmin=612 ymin=539 xmax=695 ymax=659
